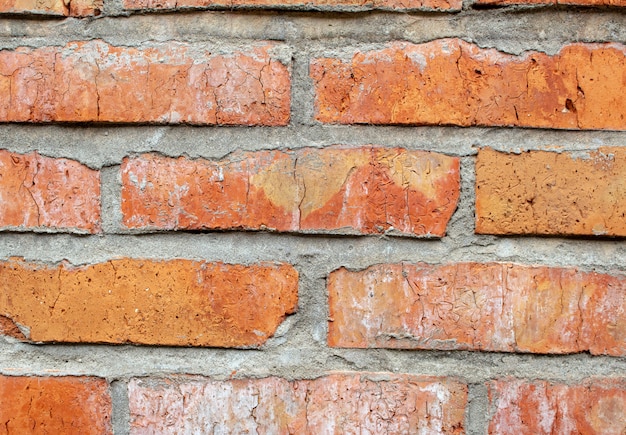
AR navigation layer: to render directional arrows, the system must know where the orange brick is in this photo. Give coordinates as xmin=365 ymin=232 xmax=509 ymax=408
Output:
xmin=0 ymin=258 xmax=298 ymax=347
xmin=476 ymin=147 xmax=626 ymax=236
xmin=129 ymin=374 xmax=467 ymax=434
xmin=489 ymin=378 xmax=626 ymax=435
xmin=328 ymin=263 xmax=626 ymax=355
xmin=121 ymin=147 xmax=459 ymax=237
xmin=123 ymin=0 xmax=460 ymax=11
xmin=477 ymin=0 xmax=625 ymax=6
xmin=312 ymin=39 xmax=626 ymax=130
xmin=0 ymin=376 xmax=112 ymax=434
xmin=0 ymin=150 xmax=100 ymax=233
xmin=0 ymin=40 xmax=290 ymax=126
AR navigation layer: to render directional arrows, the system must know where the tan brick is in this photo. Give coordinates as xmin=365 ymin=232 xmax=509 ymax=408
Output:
xmin=489 ymin=378 xmax=626 ymax=435
xmin=0 ymin=150 xmax=100 ymax=233
xmin=328 ymin=262 xmax=626 ymax=355
xmin=121 ymin=147 xmax=460 ymax=237
xmin=0 ymin=258 xmax=298 ymax=347
xmin=129 ymin=374 xmax=467 ymax=434
xmin=123 ymin=0 xmax=460 ymax=12
xmin=476 ymin=147 xmax=626 ymax=236
xmin=0 ymin=376 xmax=112 ymax=434
xmin=312 ymin=39 xmax=626 ymax=130
xmin=0 ymin=40 xmax=290 ymax=126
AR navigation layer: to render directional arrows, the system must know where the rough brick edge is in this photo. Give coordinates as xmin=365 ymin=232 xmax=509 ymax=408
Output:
xmin=0 ymin=0 xmax=102 ymax=16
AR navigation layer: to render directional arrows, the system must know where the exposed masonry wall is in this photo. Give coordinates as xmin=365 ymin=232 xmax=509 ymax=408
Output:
xmin=1 ymin=0 xmax=626 ymax=433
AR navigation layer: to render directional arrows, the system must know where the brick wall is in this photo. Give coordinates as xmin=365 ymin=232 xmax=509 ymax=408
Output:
xmin=0 ymin=0 xmax=625 ymax=432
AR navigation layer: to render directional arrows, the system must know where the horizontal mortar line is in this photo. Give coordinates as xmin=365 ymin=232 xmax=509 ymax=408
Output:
xmin=0 ymin=11 xmax=625 ymax=50
xmin=0 ymin=233 xmax=625 ymax=273
xmin=0 ymin=344 xmax=624 ymax=382
xmin=1 ymin=125 xmax=626 ymax=168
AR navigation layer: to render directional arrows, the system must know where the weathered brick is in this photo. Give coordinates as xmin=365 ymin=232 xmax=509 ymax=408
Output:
xmin=0 ymin=150 xmax=100 ymax=233
xmin=476 ymin=147 xmax=626 ymax=236
xmin=0 ymin=40 xmax=290 ymax=125
xmin=0 ymin=376 xmax=112 ymax=434
xmin=129 ymin=374 xmax=467 ymax=434
xmin=311 ymin=39 xmax=626 ymax=130
xmin=0 ymin=0 xmax=101 ymax=15
xmin=0 ymin=258 xmax=297 ymax=346
xmin=123 ymin=0 xmax=460 ymax=12
xmin=121 ymin=147 xmax=459 ymax=237
xmin=488 ymin=378 xmax=626 ymax=434
xmin=477 ymin=0 xmax=625 ymax=6
xmin=328 ymin=262 xmax=626 ymax=355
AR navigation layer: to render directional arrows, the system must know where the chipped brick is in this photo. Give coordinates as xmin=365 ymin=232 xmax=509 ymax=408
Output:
xmin=476 ymin=147 xmax=626 ymax=237
xmin=129 ymin=374 xmax=467 ymax=434
xmin=121 ymin=147 xmax=460 ymax=237
xmin=312 ymin=39 xmax=626 ymax=130
xmin=0 ymin=150 xmax=100 ymax=233
xmin=0 ymin=376 xmax=112 ymax=434
xmin=0 ymin=40 xmax=290 ymax=126
xmin=0 ymin=258 xmax=298 ymax=347
xmin=328 ymin=262 xmax=626 ymax=355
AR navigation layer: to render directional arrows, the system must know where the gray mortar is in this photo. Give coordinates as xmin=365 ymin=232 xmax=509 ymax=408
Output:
xmin=0 ymin=8 xmax=625 ymax=435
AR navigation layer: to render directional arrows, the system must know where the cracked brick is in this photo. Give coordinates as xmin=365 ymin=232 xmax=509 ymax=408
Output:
xmin=0 ymin=258 xmax=298 ymax=347
xmin=0 ymin=40 xmax=290 ymax=126
xmin=311 ymin=39 xmax=626 ymax=130
xmin=488 ymin=378 xmax=626 ymax=435
xmin=0 ymin=376 xmax=112 ymax=434
xmin=121 ymin=146 xmax=460 ymax=237
xmin=0 ymin=150 xmax=100 ymax=233
xmin=129 ymin=374 xmax=467 ymax=434
xmin=476 ymin=147 xmax=626 ymax=236
xmin=328 ymin=262 xmax=626 ymax=355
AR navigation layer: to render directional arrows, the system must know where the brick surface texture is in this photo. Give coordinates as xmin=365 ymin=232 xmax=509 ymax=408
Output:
xmin=124 ymin=0 xmax=460 ymax=11
xmin=328 ymin=262 xmax=626 ymax=355
xmin=0 ymin=150 xmax=101 ymax=233
xmin=0 ymin=41 xmax=290 ymax=125
xmin=489 ymin=378 xmax=626 ymax=434
xmin=312 ymin=39 xmax=626 ymax=130
xmin=121 ymin=147 xmax=460 ymax=236
xmin=0 ymin=376 xmax=112 ymax=434
xmin=0 ymin=258 xmax=298 ymax=346
xmin=476 ymin=147 xmax=626 ymax=236
xmin=0 ymin=0 xmax=101 ymax=15
xmin=129 ymin=374 xmax=467 ymax=434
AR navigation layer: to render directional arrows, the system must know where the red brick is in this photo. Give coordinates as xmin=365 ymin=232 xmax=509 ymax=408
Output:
xmin=0 ymin=258 xmax=298 ymax=347
xmin=121 ymin=147 xmax=459 ymax=237
xmin=129 ymin=374 xmax=467 ymax=434
xmin=477 ymin=0 xmax=626 ymax=6
xmin=0 ymin=150 xmax=100 ymax=233
xmin=311 ymin=39 xmax=626 ymax=130
xmin=328 ymin=262 xmax=626 ymax=355
xmin=0 ymin=40 xmax=290 ymax=126
xmin=488 ymin=378 xmax=626 ymax=435
xmin=123 ymin=0 xmax=460 ymax=12
xmin=476 ymin=147 xmax=626 ymax=237
xmin=0 ymin=0 xmax=101 ymax=15
xmin=0 ymin=376 xmax=112 ymax=434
